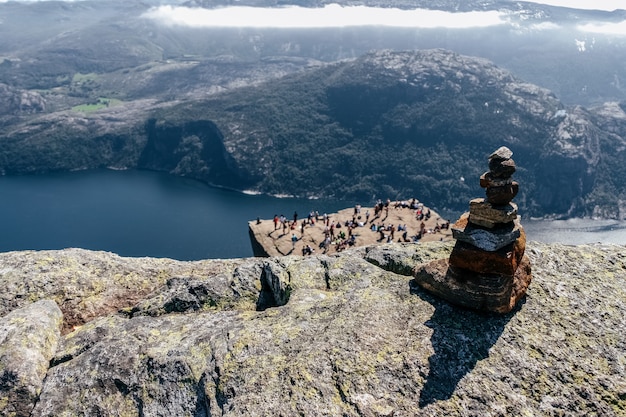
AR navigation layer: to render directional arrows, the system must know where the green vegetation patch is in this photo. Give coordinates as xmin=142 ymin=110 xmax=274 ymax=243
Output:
xmin=72 ymin=97 xmax=122 ymax=113
xmin=71 ymin=72 xmax=99 ymax=84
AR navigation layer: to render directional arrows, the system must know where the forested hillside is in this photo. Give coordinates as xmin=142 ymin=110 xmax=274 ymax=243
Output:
xmin=4 ymin=49 xmax=626 ymax=217
xmin=3 ymin=1 xmax=626 ymax=218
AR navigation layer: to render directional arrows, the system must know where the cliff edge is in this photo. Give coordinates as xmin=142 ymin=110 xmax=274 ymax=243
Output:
xmin=248 ymin=201 xmax=453 ymax=257
xmin=0 ymin=242 xmax=624 ymax=416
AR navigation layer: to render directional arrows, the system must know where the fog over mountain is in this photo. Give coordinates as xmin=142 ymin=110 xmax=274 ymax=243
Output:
xmin=142 ymin=6 xmax=507 ymax=29
xmin=2 ymin=0 xmax=626 ymax=218
xmin=2 ymin=0 xmax=626 ymax=105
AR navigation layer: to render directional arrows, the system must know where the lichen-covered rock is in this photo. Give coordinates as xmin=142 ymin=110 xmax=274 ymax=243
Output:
xmin=130 ymin=260 xmax=262 ymax=317
xmin=0 ymin=248 xmax=260 ymax=333
xmin=32 ymin=312 xmax=242 ymax=417
xmin=0 ymin=243 xmax=624 ymax=416
xmin=363 ymin=241 xmax=451 ymax=276
xmin=0 ymin=300 xmax=62 ymax=417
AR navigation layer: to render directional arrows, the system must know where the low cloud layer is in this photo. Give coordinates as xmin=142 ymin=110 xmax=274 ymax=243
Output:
xmin=2 ymin=0 xmax=624 ymax=12
xmin=578 ymin=21 xmax=626 ymax=35
xmin=6 ymin=0 xmax=624 ymax=35
xmin=140 ymin=3 xmax=626 ymax=36
xmin=142 ymin=5 xmax=508 ymax=29
xmin=524 ymin=0 xmax=624 ymax=12
xmin=523 ymin=0 xmax=626 ymax=35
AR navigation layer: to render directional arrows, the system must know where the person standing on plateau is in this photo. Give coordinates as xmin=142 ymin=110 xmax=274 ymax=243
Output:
xmin=291 ymin=233 xmax=298 ymax=250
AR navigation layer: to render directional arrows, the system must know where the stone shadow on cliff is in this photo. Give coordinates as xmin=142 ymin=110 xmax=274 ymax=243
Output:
xmin=409 ymin=280 xmax=520 ymax=408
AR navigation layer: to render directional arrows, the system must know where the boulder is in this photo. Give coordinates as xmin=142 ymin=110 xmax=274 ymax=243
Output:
xmin=486 ymin=181 xmax=519 ymax=205
xmin=0 ymin=300 xmax=63 ymax=417
xmin=448 ymin=235 xmax=525 ymax=276
xmin=452 ymin=213 xmax=522 ymax=251
xmin=467 ymin=199 xmax=518 ymax=228
xmin=412 ymin=255 xmax=532 ymax=313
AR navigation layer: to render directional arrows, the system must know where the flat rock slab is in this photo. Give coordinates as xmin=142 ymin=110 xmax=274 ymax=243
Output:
xmin=412 ymin=255 xmax=532 ymax=314
xmin=452 ymin=213 xmax=522 ymax=251
xmin=249 ymin=201 xmax=454 ymax=257
xmin=0 ymin=243 xmax=625 ymax=416
xmin=467 ymin=199 xmax=518 ymax=228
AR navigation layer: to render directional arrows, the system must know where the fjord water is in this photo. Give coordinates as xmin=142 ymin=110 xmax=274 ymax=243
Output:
xmin=523 ymin=218 xmax=626 ymax=245
xmin=1 ymin=169 xmax=625 ymax=260
xmin=0 ymin=170 xmax=352 ymax=260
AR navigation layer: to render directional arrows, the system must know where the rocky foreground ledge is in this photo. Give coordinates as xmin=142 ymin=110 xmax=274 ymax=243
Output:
xmin=0 ymin=242 xmax=624 ymax=416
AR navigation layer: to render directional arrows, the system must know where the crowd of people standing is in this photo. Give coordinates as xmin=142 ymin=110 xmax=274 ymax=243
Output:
xmin=265 ymin=198 xmax=451 ymax=256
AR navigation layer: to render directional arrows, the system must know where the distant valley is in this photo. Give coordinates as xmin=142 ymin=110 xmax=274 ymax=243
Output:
xmin=2 ymin=0 xmax=626 ymax=218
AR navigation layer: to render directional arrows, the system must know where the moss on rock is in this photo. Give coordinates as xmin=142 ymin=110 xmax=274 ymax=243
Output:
xmin=0 ymin=242 xmax=623 ymax=416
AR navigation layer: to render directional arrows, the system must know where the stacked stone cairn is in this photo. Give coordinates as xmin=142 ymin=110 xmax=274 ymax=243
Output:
xmin=412 ymin=146 xmax=532 ymax=313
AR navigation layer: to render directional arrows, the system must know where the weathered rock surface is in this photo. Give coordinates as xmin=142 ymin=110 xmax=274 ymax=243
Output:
xmin=1 ymin=49 xmax=618 ymax=218
xmin=467 ymin=200 xmax=518 ymax=229
xmin=0 ymin=300 xmax=62 ymax=417
xmin=0 ymin=248 xmax=262 ymax=333
xmin=413 ymin=255 xmax=532 ymax=313
xmin=0 ymin=83 xmax=46 ymax=116
xmin=452 ymin=213 xmax=522 ymax=251
xmin=0 ymin=242 xmax=624 ymax=416
xmin=448 ymin=238 xmax=525 ymax=276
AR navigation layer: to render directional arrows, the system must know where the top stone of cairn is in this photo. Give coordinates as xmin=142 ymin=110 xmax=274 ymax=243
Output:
xmin=489 ymin=146 xmax=514 ymax=161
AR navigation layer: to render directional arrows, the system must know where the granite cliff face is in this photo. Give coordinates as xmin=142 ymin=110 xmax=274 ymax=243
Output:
xmin=168 ymin=49 xmax=605 ymax=217
xmin=2 ymin=49 xmax=624 ymax=217
xmin=0 ymin=84 xmax=45 ymax=117
xmin=0 ymin=242 xmax=624 ymax=416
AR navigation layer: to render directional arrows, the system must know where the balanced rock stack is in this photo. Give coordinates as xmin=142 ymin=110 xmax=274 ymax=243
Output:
xmin=412 ymin=146 xmax=532 ymax=313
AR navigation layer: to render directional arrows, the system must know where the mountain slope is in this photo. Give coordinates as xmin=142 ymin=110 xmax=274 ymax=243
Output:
xmin=2 ymin=49 xmax=623 ymax=217
xmin=160 ymin=49 xmax=605 ymax=216
xmin=4 ymin=0 xmax=626 ymax=107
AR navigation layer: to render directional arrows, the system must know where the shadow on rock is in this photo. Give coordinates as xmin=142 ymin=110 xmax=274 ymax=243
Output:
xmin=409 ymin=280 xmax=519 ymax=408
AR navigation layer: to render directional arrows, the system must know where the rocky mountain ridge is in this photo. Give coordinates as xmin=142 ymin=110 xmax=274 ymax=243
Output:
xmin=0 ymin=241 xmax=624 ymax=416
xmin=4 ymin=0 xmax=626 ymax=106
xmin=3 ymin=49 xmax=620 ymax=217
xmin=3 ymin=0 xmax=626 ymax=217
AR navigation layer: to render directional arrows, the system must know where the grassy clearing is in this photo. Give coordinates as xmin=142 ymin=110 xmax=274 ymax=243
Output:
xmin=71 ymin=73 xmax=99 ymax=84
xmin=72 ymin=97 xmax=123 ymax=113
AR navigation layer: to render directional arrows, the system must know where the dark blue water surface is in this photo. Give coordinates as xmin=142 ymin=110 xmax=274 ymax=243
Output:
xmin=1 ymin=169 xmax=625 ymax=261
xmin=0 ymin=169 xmax=353 ymax=260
